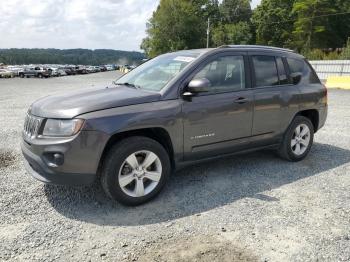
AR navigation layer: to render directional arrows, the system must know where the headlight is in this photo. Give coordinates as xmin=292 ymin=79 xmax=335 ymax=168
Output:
xmin=42 ymin=119 xmax=84 ymax=137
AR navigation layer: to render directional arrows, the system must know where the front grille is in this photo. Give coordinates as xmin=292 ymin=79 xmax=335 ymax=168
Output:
xmin=23 ymin=114 xmax=43 ymax=139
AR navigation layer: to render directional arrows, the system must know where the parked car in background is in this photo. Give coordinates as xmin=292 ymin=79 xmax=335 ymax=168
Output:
xmin=120 ymin=65 xmax=132 ymax=73
xmin=6 ymin=66 xmax=23 ymax=76
xmin=21 ymin=45 xmax=327 ymax=206
xmin=0 ymin=69 xmax=15 ymax=78
xmin=106 ymin=65 xmax=115 ymax=71
xmin=2 ymin=61 xmax=138 ymax=79
xmin=99 ymin=65 xmax=107 ymax=72
xmin=49 ymin=68 xmax=67 ymax=77
xmin=75 ymin=66 xmax=88 ymax=74
xmin=93 ymin=66 xmax=101 ymax=72
xmin=19 ymin=67 xmax=51 ymax=78
xmin=63 ymin=67 xmax=77 ymax=75
xmin=86 ymin=66 xmax=95 ymax=73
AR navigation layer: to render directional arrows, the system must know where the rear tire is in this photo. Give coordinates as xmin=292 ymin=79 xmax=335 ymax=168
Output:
xmin=278 ymin=116 xmax=314 ymax=162
xmin=101 ymin=136 xmax=171 ymax=206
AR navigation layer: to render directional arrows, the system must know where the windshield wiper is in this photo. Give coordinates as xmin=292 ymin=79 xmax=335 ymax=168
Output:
xmin=113 ymin=82 xmax=140 ymax=89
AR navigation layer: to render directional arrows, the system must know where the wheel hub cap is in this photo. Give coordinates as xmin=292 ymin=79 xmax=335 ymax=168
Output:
xmin=134 ymin=169 xmax=144 ymax=178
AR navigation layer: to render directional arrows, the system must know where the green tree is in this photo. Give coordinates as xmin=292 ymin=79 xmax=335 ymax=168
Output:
xmin=325 ymin=0 xmax=350 ymax=49
xmin=292 ymin=0 xmax=336 ymax=51
xmin=0 ymin=49 xmax=144 ymax=65
xmin=212 ymin=22 xmax=253 ymax=46
xmin=212 ymin=0 xmax=254 ymax=46
xmin=252 ymin=0 xmax=296 ymax=47
xmin=340 ymin=38 xmax=350 ymax=59
xmin=220 ymin=0 xmax=252 ymax=23
xmin=141 ymin=0 xmax=207 ymax=57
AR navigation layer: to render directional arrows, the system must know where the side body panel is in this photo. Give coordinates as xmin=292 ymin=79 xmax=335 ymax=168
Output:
xmin=251 ymin=85 xmax=300 ymax=137
xmin=80 ymin=100 xmax=184 ymax=163
xmin=179 ymin=51 xmax=254 ymax=160
xmin=182 ymin=89 xmax=254 ymax=160
xmin=248 ymin=52 xmax=301 ymax=146
xmin=284 ymin=58 xmax=328 ymax=131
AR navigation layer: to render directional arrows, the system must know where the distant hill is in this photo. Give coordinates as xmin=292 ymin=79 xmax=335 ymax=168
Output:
xmin=0 ymin=48 xmax=146 ymax=65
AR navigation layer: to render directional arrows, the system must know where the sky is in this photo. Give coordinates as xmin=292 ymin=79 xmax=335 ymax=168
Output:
xmin=0 ymin=0 xmax=262 ymax=51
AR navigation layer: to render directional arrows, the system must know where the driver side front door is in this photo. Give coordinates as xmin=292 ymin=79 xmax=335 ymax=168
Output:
xmin=182 ymin=53 xmax=254 ymax=161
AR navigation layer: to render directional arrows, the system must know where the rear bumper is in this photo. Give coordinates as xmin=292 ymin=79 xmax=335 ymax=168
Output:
xmin=318 ymin=105 xmax=328 ymax=131
xmin=21 ymin=141 xmax=96 ymax=185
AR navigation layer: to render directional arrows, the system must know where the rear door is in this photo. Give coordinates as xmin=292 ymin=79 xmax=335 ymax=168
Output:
xmin=249 ymin=53 xmax=300 ymax=143
xmin=182 ymin=52 xmax=254 ymax=160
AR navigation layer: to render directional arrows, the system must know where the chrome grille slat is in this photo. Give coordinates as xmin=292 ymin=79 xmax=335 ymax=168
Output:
xmin=23 ymin=114 xmax=43 ymax=140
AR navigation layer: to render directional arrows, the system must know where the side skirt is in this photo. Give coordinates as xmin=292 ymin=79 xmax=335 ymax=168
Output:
xmin=175 ymin=143 xmax=280 ymax=171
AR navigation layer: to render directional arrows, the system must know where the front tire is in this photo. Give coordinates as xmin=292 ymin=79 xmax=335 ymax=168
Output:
xmin=278 ymin=116 xmax=314 ymax=162
xmin=101 ymin=136 xmax=171 ymax=206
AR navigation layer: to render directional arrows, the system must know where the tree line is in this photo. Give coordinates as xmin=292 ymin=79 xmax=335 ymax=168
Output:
xmin=0 ymin=48 xmax=145 ymax=65
xmin=141 ymin=0 xmax=350 ymax=59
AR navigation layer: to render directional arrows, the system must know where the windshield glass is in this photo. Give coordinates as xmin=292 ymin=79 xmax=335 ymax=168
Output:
xmin=114 ymin=52 xmax=201 ymax=91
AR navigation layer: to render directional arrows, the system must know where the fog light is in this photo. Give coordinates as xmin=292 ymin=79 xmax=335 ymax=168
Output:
xmin=44 ymin=152 xmax=64 ymax=167
xmin=53 ymin=153 xmax=64 ymax=166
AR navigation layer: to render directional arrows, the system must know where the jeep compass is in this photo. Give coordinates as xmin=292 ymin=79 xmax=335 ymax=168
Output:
xmin=21 ymin=45 xmax=328 ymax=205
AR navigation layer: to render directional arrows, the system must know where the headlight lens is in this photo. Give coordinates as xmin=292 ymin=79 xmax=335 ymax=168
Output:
xmin=42 ymin=119 xmax=84 ymax=137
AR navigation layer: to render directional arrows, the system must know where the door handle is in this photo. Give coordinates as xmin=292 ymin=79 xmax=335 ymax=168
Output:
xmin=233 ymin=97 xmax=248 ymax=104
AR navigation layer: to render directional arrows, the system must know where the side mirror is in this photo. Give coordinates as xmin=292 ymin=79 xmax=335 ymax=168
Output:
xmin=187 ymin=78 xmax=211 ymax=93
xmin=291 ymin=73 xmax=302 ymax=85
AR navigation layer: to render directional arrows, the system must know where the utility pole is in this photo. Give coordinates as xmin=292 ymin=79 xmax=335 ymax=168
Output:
xmin=206 ymin=17 xmax=210 ymax=48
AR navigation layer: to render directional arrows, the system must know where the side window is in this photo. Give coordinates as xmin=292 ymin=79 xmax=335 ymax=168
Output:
xmin=192 ymin=56 xmax=245 ymax=93
xmin=305 ymin=61 xmax=321 ymax=84
xmin=287 ymin=58 xmax=304 ymax=75
xmin=252 ymin=56 xmax=279 ymax=87
xmin=287 ymin=58 xmax=320 ymax=84
xmin=276 ymin=57 xmax=289 ymax=85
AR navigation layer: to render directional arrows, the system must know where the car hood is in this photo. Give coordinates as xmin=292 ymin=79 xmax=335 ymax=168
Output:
xmin=30 ymin=86 xmax=161 ymax=118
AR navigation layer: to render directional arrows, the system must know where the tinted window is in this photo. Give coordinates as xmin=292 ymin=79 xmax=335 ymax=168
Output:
xmin=252 ymin=56 xmax=279 ymax=87
xmin=276 ymin=57 xmax=289 ymax=85
xmin=193 ymin=56 xmax=245 ymax=93
xmin=287 ymin=58 xmax=304 ymax=74
xmin=287 ymin=58 xmax=320 ymax=84
xmin=305 ymin=61 xmax=321 ymax=84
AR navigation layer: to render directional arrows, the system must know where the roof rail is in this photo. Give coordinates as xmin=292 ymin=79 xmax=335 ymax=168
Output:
xmin=218 ymin=45 xmax=295 ymax=53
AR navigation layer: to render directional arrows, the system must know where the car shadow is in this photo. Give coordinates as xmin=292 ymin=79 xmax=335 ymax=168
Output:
xmin=44 ymin=143 xmax=350 ymax=226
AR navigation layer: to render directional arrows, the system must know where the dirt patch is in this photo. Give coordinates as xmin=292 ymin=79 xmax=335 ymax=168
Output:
xmin=137 ymin=235 xmax=257 ymax=262
xmin=0 ymin=150 xmax=18 ymax=168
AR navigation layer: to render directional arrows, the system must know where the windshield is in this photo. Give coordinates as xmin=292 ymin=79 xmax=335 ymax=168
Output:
xmin=114 ymin=52 xmax=201 ymax=91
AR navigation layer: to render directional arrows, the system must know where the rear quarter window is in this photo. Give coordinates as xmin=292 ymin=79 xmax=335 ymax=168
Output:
xmin=287 ymin=58 xmax=320 ymax=84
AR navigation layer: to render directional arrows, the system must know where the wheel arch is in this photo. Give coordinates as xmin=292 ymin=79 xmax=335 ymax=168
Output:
xmin=296 ymin=109 xmax=319 ymax=132
xmin=98 ymin=127 xmax=175 ymax=173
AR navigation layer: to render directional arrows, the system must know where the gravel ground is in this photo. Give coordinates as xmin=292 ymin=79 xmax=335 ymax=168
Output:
xmin=0 ymin=71 xmax=349 ymax=262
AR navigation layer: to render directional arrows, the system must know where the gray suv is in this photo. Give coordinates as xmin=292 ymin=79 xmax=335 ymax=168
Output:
xmin=21 ymin=45 xmax=327 ymax=205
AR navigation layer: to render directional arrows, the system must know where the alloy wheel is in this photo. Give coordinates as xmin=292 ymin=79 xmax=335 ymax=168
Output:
xmin=291 ymin=123 xmax=311 ymax=156
xmin=118 ymin=150 xmax=162 ymax=198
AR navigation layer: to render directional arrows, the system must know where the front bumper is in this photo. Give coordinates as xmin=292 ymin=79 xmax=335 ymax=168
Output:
xmin=21 ymin=130 xmax=109 ymax=185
